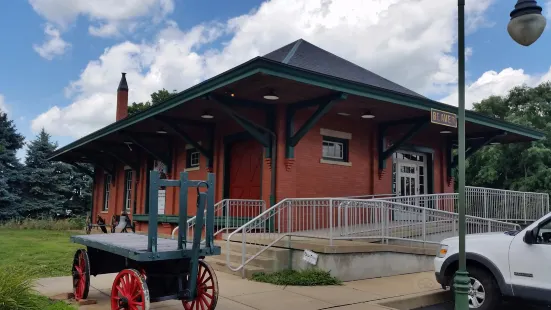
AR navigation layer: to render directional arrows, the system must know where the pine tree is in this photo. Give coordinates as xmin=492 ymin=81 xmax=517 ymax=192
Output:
xmin=65 ymin=163 xmax=93 ymax=216
xmin=21 ymin=129 xmax=93 ymax=217
xmin=0 ymin=110 xmax=25 ymax=220
xmin=21 ymin=129 xmax=69 ymax=217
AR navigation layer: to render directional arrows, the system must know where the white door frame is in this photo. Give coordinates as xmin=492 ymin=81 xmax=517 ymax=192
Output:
xmin=393 ymin=150 xmax=428 ymax=196
xmin=397 ymin=162 xmax=419 ymax=196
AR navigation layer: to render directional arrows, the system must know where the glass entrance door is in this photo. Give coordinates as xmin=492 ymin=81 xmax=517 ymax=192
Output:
xmin=394 ymin=161 xmax=423 ymax=221
xmin=397 ymin=163 xmax=418 ymax=196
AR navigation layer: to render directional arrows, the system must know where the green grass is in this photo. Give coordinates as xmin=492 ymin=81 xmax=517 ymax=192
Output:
xmin=0 ymin=265 xmax=75 ymax=310
xmin=251 ymin=269 xmax=342 ymax=286
xmin=0 ymin=229 xmax=82 ymax=278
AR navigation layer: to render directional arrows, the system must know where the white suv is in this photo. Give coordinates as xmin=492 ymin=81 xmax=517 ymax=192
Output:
xmin=434 ymin=212 xmax=551 ymax=309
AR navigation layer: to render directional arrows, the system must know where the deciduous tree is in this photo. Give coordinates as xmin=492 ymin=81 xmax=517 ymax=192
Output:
xmin=128 ymin=88 xmax=177 ymax=115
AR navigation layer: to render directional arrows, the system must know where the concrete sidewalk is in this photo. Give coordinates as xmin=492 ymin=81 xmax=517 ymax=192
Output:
xmin=35 ymin=271 xmax=444 ymax=310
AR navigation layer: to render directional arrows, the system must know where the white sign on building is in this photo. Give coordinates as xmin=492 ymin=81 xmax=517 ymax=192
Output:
xmin=158 ymin=189 xmax=166 ymax=215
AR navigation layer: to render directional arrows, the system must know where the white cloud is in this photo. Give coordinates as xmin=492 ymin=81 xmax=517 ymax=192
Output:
xmin=29 ymin=0 xmax=175 ymax=37
xmin=33 ymin=23 xmax=71 ymax=60
xmin=440 ymin=67 xmax=551 ymax=109
xmin=0 ymin=94 xmax=8 ymax=114
xmin=32 ymin=0 xmax=496 ymax=138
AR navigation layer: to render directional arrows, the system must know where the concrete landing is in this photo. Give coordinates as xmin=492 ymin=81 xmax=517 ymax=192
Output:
xmin=34 ymin=271 xmax=445 ymax=310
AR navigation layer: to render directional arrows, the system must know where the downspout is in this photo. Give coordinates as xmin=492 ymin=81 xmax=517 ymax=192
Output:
xmin=91 ymin=167 xmax=96 ymax=224
xmin=270 ymin=133 xmax=277 ymax=208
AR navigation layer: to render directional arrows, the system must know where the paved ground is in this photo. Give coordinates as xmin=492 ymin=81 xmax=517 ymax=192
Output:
xmin=35 ymin=271 xmax=445 ymax=310
xmin=415 ymin=300 xmax=551 ymax=310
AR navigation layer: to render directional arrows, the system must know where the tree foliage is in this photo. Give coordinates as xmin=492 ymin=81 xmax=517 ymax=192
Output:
xmin=128 ymin=88 xmax=177 ymax=115
xmin=20 ymin=129 xmax=92 ymax=218
xmin=466 ymin=82 xmax=551 ymax=194
xmin=0 ymin=110 xmax=25 ymax=220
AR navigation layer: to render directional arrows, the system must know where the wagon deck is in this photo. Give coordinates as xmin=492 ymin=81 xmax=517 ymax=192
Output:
xmin=71 ymin=233 xmax=221 ymax=261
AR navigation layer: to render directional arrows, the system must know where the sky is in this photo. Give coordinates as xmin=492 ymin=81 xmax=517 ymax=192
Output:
xmin=2 ymin=0 xmax=551 ymax=161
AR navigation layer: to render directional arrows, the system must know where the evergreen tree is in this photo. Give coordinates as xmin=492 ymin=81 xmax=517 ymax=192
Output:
xmin=0 ymin=110 xmax=25 ymax=220
xmin=65 ymin=163 xmax=93 ymax=216
xmin=22 ymin=129 xmax=70 ymax=217
xmin=22 ymin=129 xmax=93 ymax=217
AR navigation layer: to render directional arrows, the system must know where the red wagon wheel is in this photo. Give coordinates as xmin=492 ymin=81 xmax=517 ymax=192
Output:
xmin=72 ymin=249 xmax=90 ymax=300
xmin=183 ymin=260 xmax=219 ymax=310
xmin=111 ymin=269 xmax=150 ymax=310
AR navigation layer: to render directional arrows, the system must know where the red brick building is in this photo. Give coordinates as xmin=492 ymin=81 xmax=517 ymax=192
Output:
xmin=49 ymin=39 xmax=543 ymax=234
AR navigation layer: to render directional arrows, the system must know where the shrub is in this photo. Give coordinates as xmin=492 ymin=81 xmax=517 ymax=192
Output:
xmin=0 ymin=217 xmax=85 ymax=231
xmin=0 ymin=266 xmax=74 ymax=310
xmin=251 ymin=269 xmax=342 ymax=286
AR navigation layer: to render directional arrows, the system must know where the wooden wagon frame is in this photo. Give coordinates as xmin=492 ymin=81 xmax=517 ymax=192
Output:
xmin=70 ymin=171 xmax=221 ymax=310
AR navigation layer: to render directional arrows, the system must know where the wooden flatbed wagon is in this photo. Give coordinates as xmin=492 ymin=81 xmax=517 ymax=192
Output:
xmin=70 ymin=171 xmax=221 ymax=310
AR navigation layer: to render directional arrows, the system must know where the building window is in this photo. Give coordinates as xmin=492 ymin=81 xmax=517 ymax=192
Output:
xmin=186 ymin=148 xmax=200 ymax=168
xmin=103 ymin=174 xmax=112 ymax=211
xmin=322 ymin=136 xmax=349 ymax=162
xmin=123 ymin=170 xmax=133 ymax=211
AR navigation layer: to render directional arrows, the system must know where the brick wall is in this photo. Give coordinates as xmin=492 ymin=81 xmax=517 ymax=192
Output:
xmin=93 ymin=106 xmax=456 ymax=232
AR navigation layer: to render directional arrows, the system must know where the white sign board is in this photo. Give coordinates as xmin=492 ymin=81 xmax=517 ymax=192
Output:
xmin=302 ymin=249 xmax=318 ymax=265
xmin=158 ymin=189 xmax=166 ymax=215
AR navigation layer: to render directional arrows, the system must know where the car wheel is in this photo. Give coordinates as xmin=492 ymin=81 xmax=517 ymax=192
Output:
xmin=449 ymin=266 xmax=501 ymax=310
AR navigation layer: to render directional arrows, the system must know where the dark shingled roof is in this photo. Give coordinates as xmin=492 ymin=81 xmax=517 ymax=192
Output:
xmin=263 ymin=39 xmax=426 ymax=99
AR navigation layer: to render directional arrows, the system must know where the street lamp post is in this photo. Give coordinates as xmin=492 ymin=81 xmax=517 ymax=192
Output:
xmin=454 ymin=0 xmax=546 ymax=309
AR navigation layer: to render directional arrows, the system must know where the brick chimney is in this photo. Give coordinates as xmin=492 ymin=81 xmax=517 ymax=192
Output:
xmin=116 ymin=72 xmax=129 ymax=121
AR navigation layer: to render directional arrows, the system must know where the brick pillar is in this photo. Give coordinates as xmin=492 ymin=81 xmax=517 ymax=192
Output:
xmin=274 ymin=105 xmax=297 ymax=233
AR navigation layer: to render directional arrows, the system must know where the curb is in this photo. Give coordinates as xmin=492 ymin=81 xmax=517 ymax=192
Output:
xmin=377 ymin=290 xmax=452 ymax=310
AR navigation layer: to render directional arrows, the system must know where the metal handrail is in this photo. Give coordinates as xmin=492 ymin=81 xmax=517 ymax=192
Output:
xmin=225 ymin=196 xmax=525 ymax=276
xmin=373 ymin=188 xmax=549 ymax=222
xmin=171 ymin=200 xmax=224 ymax=240
xmin=171 ymin=199 xmax=266 ymax=240
xmin=225 ymin=199 xmax=290 ymax=273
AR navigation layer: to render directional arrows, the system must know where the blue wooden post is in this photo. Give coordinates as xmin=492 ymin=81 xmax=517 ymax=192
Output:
xmin=205 ymin=173 xmax=215 ymax=248
xmin=188 ymin=190 xmax=207 ymax=299
xmin=178 ymin=172 xmax=189 ymax=250
xmin=147 ymin=170 xmax=160 ymax=253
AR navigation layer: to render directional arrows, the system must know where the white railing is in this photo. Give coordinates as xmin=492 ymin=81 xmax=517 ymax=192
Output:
xmin=343 ymin=193 xmax=396 ymax=199
xmin=376 ymin=186 xmax=550 ymax=223
xmin=335 ymin=199 xmax=520 ymax=245
xmin=225 ymin=197 xmax=522 ymax=276
xmin=171 ymin=199 xmax=266 ymax=240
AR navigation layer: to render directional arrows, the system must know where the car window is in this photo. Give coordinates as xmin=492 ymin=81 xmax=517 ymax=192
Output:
xmin=538 ymin=220 xmax=551 ymax=244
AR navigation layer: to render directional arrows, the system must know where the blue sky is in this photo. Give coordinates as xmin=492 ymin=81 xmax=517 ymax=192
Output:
xmin=1 ymin=0 xmax=550 ymax=161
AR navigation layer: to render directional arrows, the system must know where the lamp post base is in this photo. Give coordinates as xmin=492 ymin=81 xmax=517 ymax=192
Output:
xmin=454 ymin=270 xmax=470 ymax=310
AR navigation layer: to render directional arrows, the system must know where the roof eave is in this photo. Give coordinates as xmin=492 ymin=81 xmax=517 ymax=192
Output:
xmin=255 ymin=58 xmax=544 ymax=141
xmin=48 ymin=57 xmax=265 ymax=161
xmin=50 ymin=56 xmax=544 ymax=162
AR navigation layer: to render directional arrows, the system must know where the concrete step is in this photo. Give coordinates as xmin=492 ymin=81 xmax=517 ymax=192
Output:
xmin=204 ymin=256 xmax=265 ymax=279
xmin=222 ymin=249 xmax=278 ymax=270
xmin=215 ymin=240 xmax=290 ymax=261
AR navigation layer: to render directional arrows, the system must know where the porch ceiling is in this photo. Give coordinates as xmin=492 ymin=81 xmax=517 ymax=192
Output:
xmin=49 ymin=57 xmax=543 ymax=166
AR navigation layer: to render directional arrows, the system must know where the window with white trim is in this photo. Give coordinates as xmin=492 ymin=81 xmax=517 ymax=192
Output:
xmin=123 ymin=170 xmax=133 ymax=211
xmin=103 ymin=174 xmax=112 ymax=211
xmin=186 ymin=148 xmax=200 ymax=168
xmin=322 ymin=136 xmax=349 ymax=162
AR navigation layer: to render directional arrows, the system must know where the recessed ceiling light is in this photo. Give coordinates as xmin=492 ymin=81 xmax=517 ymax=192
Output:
xmin=337 ymin=112 xmax=351 ymax=116
xmin=440 ymin=130 xmax=452 ymax=134
xmin=263 ymin=89 xmax=279 ymax=100
xmin=361 ymin=111 xmax=375 ymax=119
xmin=201 ymin=111 xmax=214 ymax=119
xmin=156 ymin=129 xmax=167 ymax=134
